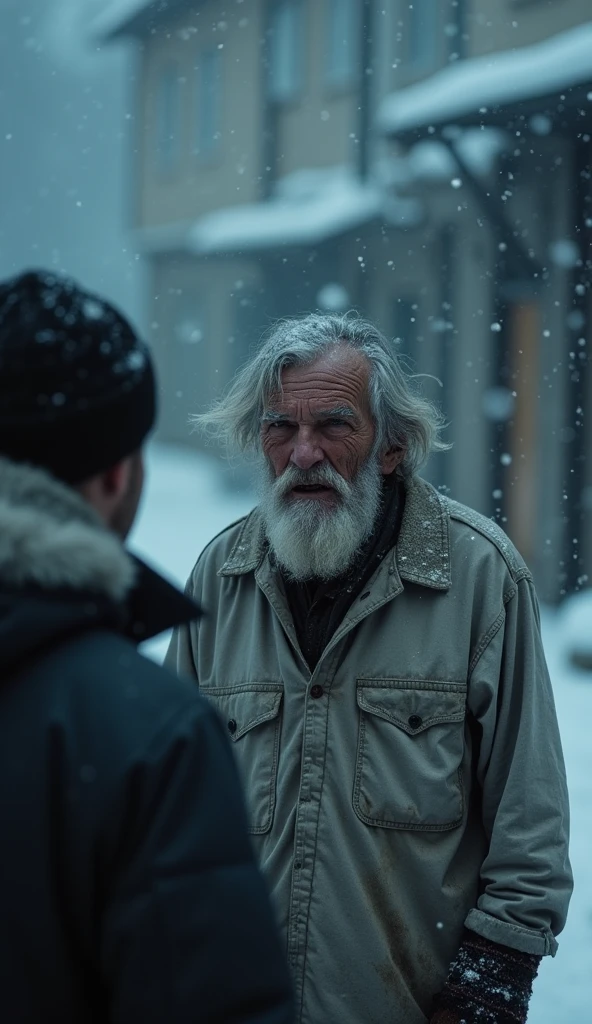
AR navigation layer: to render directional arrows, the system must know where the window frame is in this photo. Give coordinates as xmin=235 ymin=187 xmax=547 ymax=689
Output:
xmin=325 ymin=0 xmax=359 ymax=91
xmin=195 ymin=47 xmax=223 ymax=162
xmin=268 ymin=0 xmax=306 ymax=105
xmin=155 ymin=63 xmax=182 ymax=176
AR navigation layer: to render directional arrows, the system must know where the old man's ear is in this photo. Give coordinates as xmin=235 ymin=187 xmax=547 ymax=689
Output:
xmin=380 ymin=446 xmax=406 ymax=476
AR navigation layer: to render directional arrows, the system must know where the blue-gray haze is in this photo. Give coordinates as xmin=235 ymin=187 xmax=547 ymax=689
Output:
xmin=0 ymin=0 xmax=141 ymax=322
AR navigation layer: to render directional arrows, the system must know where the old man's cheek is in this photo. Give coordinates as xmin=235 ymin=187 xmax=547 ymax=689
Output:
xmin=261 ymin=433 xmax=277 ymax=456
xmin=342 ymin=436 xmax=370 ymax=462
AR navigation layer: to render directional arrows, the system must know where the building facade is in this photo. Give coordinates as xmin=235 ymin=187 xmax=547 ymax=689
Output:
xmin=99 ymin=0 xmax=591 ymax=601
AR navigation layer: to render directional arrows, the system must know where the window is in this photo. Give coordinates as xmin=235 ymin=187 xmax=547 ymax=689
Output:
xmin=156 ymin=65 xmax=181 ymax=173
xmin=268 ymin=0 xmax=304 ymax=103
xmin=326 ymin=0 xmax=358 ymax=88
xmin=196 ymin=49 xmax=222 ymax=158
xmin=408 ymin=0 xmax=438 ymax=71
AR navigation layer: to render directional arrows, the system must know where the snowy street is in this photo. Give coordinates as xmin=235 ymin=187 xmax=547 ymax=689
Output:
xmin=131 ymin=443 xmax=592 ymax=1023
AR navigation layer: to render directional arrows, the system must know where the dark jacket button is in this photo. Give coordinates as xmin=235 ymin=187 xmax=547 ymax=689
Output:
xmin=408 ymin=714 xmax=423 ymax=730
xmin=227 ymin=719 xmax=237 ymax=734
xmin=310 ymin=685 xmax=323 ymax=699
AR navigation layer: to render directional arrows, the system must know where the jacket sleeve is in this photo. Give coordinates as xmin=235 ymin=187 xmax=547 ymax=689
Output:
xmin=465 ymin=575 xmax=572 ymax=955
xmin=100 ymin=698 xmax=294 ymax=1024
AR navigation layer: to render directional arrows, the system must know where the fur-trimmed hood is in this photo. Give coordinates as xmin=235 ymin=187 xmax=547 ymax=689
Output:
xmin=0 ymin=457 xmax=199 ymax=673
xmin=0 ymin=457 xmax=136 ymax=601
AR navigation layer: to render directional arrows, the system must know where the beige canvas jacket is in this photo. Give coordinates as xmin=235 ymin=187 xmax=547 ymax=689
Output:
xmin=166 ymin=476 xmax=572 ymax=1024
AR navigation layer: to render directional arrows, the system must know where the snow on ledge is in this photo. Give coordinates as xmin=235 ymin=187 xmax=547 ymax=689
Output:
xmin=378 ymin=22 xmax=592 ymax=136
xmin=189 ymin=167 xmax=385 ymax=254
xmin=132 ymin=166 xmax=422 ymax=257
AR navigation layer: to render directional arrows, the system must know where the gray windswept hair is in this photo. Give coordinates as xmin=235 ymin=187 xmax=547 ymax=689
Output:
xmin=194 ymin=312 xmax=449 ymax=478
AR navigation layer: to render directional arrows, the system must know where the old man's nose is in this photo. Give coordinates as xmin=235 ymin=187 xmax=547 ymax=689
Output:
xmin=290 ymin=432 xmax=324 ymax=471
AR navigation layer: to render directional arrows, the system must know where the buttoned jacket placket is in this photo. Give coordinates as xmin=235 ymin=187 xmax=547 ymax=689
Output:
xmin=242 ymin=488 xmax=452 ymax=1006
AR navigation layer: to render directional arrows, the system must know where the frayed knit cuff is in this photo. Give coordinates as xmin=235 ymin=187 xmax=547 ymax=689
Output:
xmin=430 ymin=930 xmax=541 ymax=1024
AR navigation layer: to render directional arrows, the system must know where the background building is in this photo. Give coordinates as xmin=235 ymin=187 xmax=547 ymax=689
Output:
xmin=98 ymin=0 xmax=591 ymax=602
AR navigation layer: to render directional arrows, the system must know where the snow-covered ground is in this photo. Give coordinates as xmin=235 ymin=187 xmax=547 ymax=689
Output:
xmin=529 ymin=611 xmax=592 ymax=1022
xmin=131 ymin=443 xmax=591 ymax=1022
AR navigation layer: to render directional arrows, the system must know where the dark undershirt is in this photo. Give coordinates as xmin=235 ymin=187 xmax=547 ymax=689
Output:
xmin=281 ymin=476 xmax=405 ymax=671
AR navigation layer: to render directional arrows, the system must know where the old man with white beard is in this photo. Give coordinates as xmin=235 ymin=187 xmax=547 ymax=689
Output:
xmin=167 ymin=313 xmax=571 ymax=1024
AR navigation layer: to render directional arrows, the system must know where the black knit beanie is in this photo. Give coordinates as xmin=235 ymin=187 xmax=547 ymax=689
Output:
xmin=0 ymin=269 xmax=156 ymax=484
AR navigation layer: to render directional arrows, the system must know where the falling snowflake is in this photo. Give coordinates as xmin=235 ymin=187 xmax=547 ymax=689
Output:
xmin=127 ymin=350 xmax=146 ymax=371
xmin=83 ymin=299 xmax=105 ymax=321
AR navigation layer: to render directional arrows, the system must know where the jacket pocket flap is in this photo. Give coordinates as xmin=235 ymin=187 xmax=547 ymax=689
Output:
xmin=356 ymin=682 xmax=465 ymax=735
xmin=204 ymin=685 xmax=283 ymax=742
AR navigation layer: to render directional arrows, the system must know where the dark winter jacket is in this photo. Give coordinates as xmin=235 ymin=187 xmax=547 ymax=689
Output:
xmin=0 ymin=457 xmax=294 ymax=1024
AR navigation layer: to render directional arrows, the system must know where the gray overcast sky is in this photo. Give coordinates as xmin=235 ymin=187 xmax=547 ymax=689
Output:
xmin=0 ymin=0 xmax=143 ymax=324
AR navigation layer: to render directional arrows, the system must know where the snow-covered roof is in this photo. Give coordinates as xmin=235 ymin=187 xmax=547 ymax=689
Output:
xmin=93 ymin=0 xmax=187 ymax=41
xmin=378 ymin=22 xmax=592 ymax=137
xmin=132 ymin=166 xmax=421 ymax=257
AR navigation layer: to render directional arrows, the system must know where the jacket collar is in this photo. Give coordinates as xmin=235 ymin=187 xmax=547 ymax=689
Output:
xmin=124 ymin=556 xmax=199 ymax=643
xmin=0 ymin=456 xmax=200 ymax=643
xmin=395 ymin=476 xmax=451 ymax=589
xmin=219 ymin=475 xmax=451 ymax=591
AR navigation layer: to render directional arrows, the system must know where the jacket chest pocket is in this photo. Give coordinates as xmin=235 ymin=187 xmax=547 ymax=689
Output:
xmin=353 ymin=680 xmax=466 ymax=831
xmin=202 ymin=684 xmax=283 ymax=835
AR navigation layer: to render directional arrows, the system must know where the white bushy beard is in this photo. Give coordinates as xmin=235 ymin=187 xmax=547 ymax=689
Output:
xmin=258 ymin=453 xmax=384 ymax=582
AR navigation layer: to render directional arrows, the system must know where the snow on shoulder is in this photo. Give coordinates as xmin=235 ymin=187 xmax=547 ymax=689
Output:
xmin=446 ymin=496 xmax=529 ymax=582
xmin=378 ymin=22 xmax=592 ymax=136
